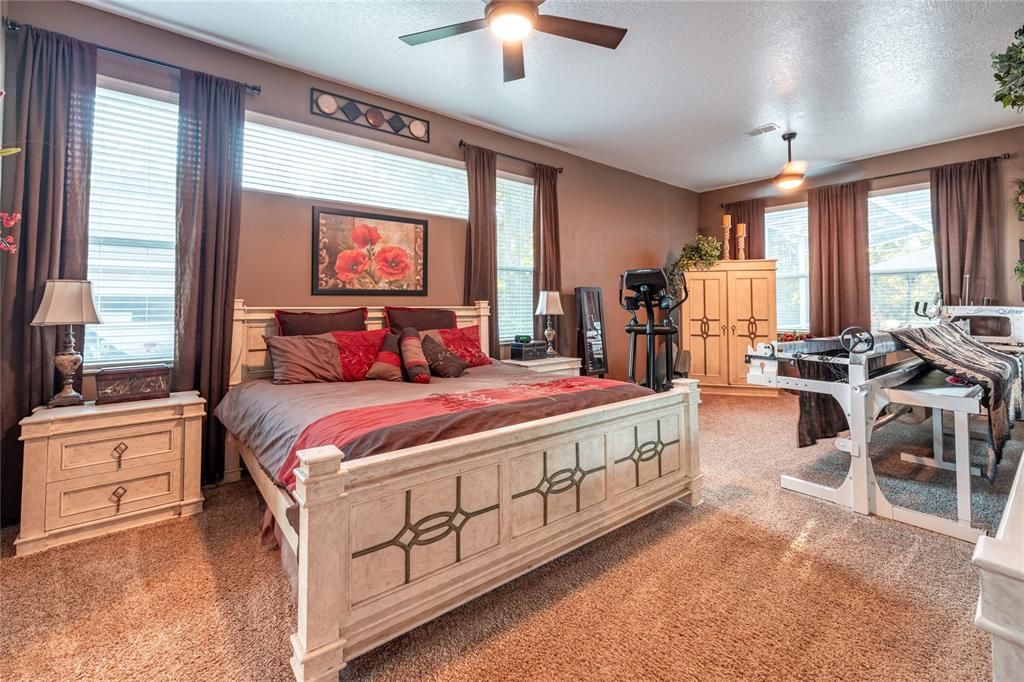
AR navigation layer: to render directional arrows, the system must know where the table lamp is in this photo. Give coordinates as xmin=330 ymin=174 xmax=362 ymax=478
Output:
xmin=534 ymin=290 xmax=564 ymax=357
xmin=31 ymin=279 xmax=101 ymax=407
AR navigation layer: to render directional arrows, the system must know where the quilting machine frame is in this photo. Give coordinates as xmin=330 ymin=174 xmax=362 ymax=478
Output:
xmin=746 ymin=332 xmax=986 ymax=543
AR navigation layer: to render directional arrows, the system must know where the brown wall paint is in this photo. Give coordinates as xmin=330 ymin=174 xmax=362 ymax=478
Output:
xmin=8 ymin=1 xmax=699 ymax=382
xmin=698 ymin=126 xmax=1024 ymax=306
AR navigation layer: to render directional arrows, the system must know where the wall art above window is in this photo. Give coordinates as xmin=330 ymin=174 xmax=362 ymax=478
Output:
xmin=313 ymin=207 xmax=427 ymax=296
xmin=310 ymin=88 xmax=430 ymax=143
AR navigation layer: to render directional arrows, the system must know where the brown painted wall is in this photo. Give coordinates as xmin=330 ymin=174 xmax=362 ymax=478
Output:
xmin=698 ymin=127 xmax=1024 ymax=305
xmin=7 ymin=1 xmax=699 ymax=382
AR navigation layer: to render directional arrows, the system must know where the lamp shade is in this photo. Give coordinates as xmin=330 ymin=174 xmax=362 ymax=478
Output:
xmin=31 ymin=280 xmax=101 ymax=326
xmin=535 ymin=290 xmax=564 ymax=316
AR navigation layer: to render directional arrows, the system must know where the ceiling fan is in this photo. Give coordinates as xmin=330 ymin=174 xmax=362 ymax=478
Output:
xmin=399 ymin=0 xmax=628 ymax=82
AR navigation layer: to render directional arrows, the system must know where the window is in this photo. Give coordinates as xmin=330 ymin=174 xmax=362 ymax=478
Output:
xmin=242 ymin=116 xmax=535 ymax=341
xmin=496 ymin=176 xmax=535 ymax=342
xmin=868 ymin=186 xmax=937 ymax=329
xmin=242 ymin=119 xmax=469 ymax=219
xmin=764 ymin=204 xmax=810 ymax=331
xmin=85 ymin=86 xmax=179 ymax=366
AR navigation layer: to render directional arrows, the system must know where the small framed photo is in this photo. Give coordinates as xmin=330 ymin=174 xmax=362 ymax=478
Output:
xmin=312 ymin=207 xmax=427 ymax=296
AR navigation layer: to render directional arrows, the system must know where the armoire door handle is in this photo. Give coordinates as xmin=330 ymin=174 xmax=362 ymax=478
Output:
xmin=730 ymin=324 xmax=737 ymax=334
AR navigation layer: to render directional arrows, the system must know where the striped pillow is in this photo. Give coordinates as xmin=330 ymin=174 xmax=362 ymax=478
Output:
xmin=398 ymin=327 xmax=431 ymax=384
xmin=366 ymin=333 xmax=403 ymax=382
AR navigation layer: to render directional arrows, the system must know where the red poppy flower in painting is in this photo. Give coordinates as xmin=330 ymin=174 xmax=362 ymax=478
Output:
xmin=350 ymin=224 xmax=382 ymax=248
xmin=374 ymin=245 xmax=411 ymax=279
xmin=334 ymin=249 xmax=369 ymax=282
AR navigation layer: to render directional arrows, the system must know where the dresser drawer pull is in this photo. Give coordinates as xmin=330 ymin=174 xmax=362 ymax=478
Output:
xmin=111 ymin=442 xmax=128 ymax=470
xmin=111 ymin=486 xmax=127 ymax=513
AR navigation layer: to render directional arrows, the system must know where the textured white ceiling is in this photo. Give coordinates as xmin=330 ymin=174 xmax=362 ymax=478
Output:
xmin=79 ymin=0 xmax=1023 ymax=191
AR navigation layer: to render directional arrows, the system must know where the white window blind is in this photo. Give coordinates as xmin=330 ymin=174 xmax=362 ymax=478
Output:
xmin=242 ymin=116 xmax=535 ymax=341
xmin=242 ymin=120 xmax=469 ymax=219
xmin=496 ymin=177 xmax=535 ymax=342
xmin=765 ymin=205 xmax=810 ymax=331
xmin=868 ymin=187 xmax=938 ymax=329
xmin=85 ymin=87 xmax=178 ymax=367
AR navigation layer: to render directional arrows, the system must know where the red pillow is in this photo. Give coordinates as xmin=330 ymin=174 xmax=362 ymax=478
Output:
xmin=398 ymin=327 xmax=431 ymax=384
xmin=264 ymin=329 xmax=385 ymax=383
xmin=384 ymin=306 xmax=457 ymax=334
xmin=274 ymin=308 xmax=367 ymax=335
xmin=420 ymin=325 xmax=490 ymax=367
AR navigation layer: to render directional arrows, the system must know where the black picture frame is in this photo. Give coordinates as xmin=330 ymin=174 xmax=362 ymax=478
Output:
xmin=312 ymin=206 xmax=428 ymax=296
xmin=575 ymin=287 xmax=608 ymax=377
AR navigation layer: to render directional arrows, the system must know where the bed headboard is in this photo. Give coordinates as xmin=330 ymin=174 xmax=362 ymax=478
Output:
xmin=229 ymin=298 xmax=491 ymax=386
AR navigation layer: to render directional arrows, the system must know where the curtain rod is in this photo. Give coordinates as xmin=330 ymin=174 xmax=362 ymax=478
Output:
xmin=458 ymin=139 xmax=563 ymax=173
xmin=4 ymin=19 xmax=262 ymax=96
xmin=720 ymin=152 xmax=1013 ymax=207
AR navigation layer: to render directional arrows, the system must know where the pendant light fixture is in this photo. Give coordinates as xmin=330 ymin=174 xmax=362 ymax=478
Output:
xmin=774 ymin=131 xmax=805 ymax=190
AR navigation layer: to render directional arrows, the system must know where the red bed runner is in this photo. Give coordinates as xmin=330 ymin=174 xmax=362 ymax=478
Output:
xmin=278 ymin=376 xmax=650 ymax=488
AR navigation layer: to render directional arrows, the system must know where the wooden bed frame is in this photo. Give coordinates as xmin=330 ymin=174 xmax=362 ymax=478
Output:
xmin=223 ymin=299 xmax=703 ymax=682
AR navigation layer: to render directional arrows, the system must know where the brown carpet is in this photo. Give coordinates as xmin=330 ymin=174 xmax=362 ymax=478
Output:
xmin=3 ymin=393 xmax=1016 ymax=681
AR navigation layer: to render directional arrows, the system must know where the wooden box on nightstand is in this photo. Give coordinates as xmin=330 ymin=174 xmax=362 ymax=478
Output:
xmin=16 ymin=391 xmax=206 ymax=556
xmin=503 ymin=356 xmax=582 ymax=378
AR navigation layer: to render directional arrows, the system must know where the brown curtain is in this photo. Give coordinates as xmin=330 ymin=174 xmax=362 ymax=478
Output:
xmin=532 ymin=164 xmax=564 ymax=353
xmin=173 ymin=70 xmax=245 ymax=483
xmin=0 ymin=26 xmax=96 ymax=526
xmin=463 ymin=143 xmax=499 ymax=356
xmin=808 ymin=181 xmax=871 ymax=336
xmin=930 ymin=158 xmax=1001 ymax=305
xmin=722 ymin=198 xmax=766 ymax=259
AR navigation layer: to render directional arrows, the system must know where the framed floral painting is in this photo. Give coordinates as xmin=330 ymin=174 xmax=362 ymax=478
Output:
xmin=312 ymin=207 xmax=427 ymax=296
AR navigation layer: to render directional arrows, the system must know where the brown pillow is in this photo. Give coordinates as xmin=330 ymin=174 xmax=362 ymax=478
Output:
xmin=384 ymin=306 xmax=457 ymax=334
xmin=274 ymin=308 xmax=367 ymax=336
xmin=265 ymin=329 xmax=385 ymax=384
xmin=398 ymin=327 xmax=430 ymax=384
xmin=366 ymin=333 xmax=403 ymax=382
xmin=422 ymin=335 xmax=469 ymax=378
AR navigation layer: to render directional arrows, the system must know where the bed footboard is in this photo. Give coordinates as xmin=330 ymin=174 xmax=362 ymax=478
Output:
xmin=288 ymin=378 xmax=701 ymax=682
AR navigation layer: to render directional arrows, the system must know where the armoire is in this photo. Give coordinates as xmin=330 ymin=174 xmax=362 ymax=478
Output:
xmin=679 ymin=259 xmax=778 ymax=396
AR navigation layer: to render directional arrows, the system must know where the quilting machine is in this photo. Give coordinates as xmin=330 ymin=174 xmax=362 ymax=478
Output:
xmin=745 ymin=327 xmax=988 ymax=542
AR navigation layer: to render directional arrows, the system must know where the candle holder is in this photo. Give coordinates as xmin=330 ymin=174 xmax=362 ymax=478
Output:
xmin=737 ymin=233 xmax=747 ymax=260
xmin=721 ymin=224 xmax=732 ymax=260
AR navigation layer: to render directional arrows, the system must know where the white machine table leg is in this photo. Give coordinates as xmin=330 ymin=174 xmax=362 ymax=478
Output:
xmin=954 ymin=411 xmax=972 ymax=526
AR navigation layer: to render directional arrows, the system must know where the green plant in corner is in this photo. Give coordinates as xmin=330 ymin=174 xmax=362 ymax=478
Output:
xmin=669 ymin=234 xmax=722 ymax=298
xmin=1015 ymin=259 xmax=1024 ymax=287
xmin=1015 ymin=180 xmax=1024 ymax=221
xmin=993 ymin=25 xmax=1024 ymax=112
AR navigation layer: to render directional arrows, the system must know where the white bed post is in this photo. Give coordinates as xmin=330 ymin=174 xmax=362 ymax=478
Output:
xmin=223 ymin=299 xmax=247 ymax=483
xmin=290 ymin=445 xmax=349 ymax=682
xmin=673 ymin=377 xmax=703 ymax=506
xmin=474 ymin=300 xmax=491 ymax=357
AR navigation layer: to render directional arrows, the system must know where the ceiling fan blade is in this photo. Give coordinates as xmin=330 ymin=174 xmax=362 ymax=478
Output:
xmin=399 ymin=18 xmax=489 ymax=46
xmin=503 ymin=41 xmax=525 ymax=82
xmin=534 ymin=14 xmax=627 ymax=49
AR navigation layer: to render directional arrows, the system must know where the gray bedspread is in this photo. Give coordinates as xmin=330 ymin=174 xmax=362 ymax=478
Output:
xmin=215 ymin=362 xmax=582 ymax=483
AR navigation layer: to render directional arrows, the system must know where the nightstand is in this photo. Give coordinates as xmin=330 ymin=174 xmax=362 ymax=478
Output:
xmin=504 ymin=356 xmax=582 ymax=378
xmin=16 ymin=391 xmax=206 ymax=556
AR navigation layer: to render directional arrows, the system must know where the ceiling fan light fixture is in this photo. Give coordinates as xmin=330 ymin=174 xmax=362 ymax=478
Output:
xmin=774 ymin=131 xmax=806 ymax=190
xmin=487 ymin=3 xmax=536 ymax=42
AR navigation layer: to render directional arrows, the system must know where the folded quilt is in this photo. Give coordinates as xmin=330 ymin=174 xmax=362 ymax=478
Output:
xmin=889 ymin=322 xmax=1022 ymax=481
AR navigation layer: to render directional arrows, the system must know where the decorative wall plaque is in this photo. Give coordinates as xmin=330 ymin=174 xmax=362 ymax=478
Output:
xmin=310 ymin=88 xmax=430 ymax=143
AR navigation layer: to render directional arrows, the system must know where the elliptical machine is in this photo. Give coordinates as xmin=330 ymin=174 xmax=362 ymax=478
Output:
xmin=619 ymin=268 xmax=688 ymax=393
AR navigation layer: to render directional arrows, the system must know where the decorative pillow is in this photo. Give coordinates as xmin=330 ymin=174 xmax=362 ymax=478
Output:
xmin=420 ymin=325 xmax=491 ymax=367
xmin=384 ymin=306 xmax=457 ymax=334
xmin=265 ymin=329 xmax=385 ymax=384
xmin=274 ymin=308 xmax=367 ymax=336
xmin=398 ymin=327 xmax=431 ymax=384
xmin=422 ymin=335 xmax=469 ymax=378
xmin=366 ymin=333 xmax=403 ymax=382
